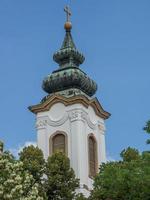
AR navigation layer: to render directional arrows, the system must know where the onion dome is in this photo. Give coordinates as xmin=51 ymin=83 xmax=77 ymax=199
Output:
xmin=53 ymin=22 xmax=85 ymax=68
xmin=43 ymin=67 xmax=97 ymax=97
xmin=42 ymin=7 xmax=97 ymax=97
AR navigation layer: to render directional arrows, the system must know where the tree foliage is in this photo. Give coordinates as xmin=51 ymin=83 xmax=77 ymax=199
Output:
xmin=45 ymin=152 xmax=79 ymax=200
xmin=0 ymin=140 xmax=3 ymax=153
xmin=90 ymin=148 xmax=150 ymax=200
xmin=120 ymin=147 xmax=140 ymax=162
xmin=0 ymin=144 xmax=80 ymax=200
xmin=0 ymin=149 xmax=44 ymax=200
xmin=18 ymin=146 xmax=82 ymax=199
xmin=143 ymin=120 xmax=150 ymax=144
xmin=76 ymin=193 xmax=88 ymax=200
xmin=19 ymin=145 xmax=45 ymax=182
xmin=19 ymin=145 xmax=47 ymax=199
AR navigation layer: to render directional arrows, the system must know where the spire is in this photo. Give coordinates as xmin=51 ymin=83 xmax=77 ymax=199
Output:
xmin=61 ymin=6 xmax=75 ymax=49
xmin=53 ymin=6 xmax=85 ymax=68
xmin=61 ymin=29 xmax=76 ymax=50
xmin=42 ymin=6 xmax=97 ymax=97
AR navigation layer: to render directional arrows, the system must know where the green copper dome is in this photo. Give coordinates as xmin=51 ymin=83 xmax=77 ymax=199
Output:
xmin=43 ymin=66 xmax=97 ymax=97
xmin=42 ymin=21 xmax=97 ymax=97
xmin=53 ymin=29 xmax=85 ymax=68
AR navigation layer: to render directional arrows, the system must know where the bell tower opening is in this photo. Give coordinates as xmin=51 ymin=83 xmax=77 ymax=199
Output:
xmin=49 ymin=131 xmax=68 ymax=156
xmin=88 ymin=135 xmax=98 ymax=177
xmin=52 ymin=134 xmax=65 ymax=154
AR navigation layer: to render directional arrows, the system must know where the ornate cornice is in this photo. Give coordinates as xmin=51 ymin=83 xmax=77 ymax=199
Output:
xmin=29 ymin=94 xmax=110 ymax=120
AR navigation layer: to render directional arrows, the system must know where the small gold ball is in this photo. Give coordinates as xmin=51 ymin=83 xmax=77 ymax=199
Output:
xmin=64 ymin=22 xmax=72 ymax=30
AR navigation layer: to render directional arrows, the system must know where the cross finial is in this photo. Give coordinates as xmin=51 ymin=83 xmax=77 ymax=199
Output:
xmin=64 ymin=6 xmax=71 ymax=22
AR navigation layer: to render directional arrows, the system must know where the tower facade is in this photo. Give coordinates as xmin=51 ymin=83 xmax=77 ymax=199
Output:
xmin=29 ymin=8 xmax=110 ymax=197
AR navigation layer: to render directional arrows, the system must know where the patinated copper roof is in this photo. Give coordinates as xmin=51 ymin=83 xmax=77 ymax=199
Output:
xmin=42 ymin=20 xmax=97 ymax=97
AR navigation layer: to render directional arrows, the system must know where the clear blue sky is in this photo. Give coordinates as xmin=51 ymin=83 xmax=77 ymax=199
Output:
xmin=0 ymin=0 xmax=150 ymax=160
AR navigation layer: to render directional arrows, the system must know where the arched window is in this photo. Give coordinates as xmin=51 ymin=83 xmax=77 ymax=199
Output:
xmin=88 ymin=136 xmax=97 ymax=177
xmin=52 ymin=134 xmax=65 ymax=154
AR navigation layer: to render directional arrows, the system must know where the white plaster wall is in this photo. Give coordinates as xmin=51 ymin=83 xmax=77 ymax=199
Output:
xmin=36 ymin=102 xmax=106 ymax=196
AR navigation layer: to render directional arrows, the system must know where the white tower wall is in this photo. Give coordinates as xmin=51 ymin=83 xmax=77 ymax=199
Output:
xmin=35 ymin=102 xmax=106 ymax=197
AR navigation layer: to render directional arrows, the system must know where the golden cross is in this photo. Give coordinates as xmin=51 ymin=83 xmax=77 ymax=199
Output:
xmin=64 ymin=6 xmax=71 ymax=22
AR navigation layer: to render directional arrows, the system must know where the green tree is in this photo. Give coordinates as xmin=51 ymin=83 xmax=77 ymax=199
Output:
xmin=0 ymin=140 xmax=4 ymax=154
xmin=19 ymin=145 xmax=45 ymax=182
xmin=45 ymin=152 xmax=79 ymax=200
xmin=19 ymin=145 xmax=47 ymax=199
xmin=76 ymin=193 xmax=87 ymax=200
xmin=120 ymin=147 xmax=140 ymax=162
xmin=143 ymin=120 xmax=150 ymax=144
xmin=90 ymin=148 xmax=150 ymax=200
xmin=0 ymin=147 xmax=44 ymax=200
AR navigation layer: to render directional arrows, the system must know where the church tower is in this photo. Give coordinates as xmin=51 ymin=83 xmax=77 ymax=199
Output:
xmin=29 ymin=6 xmax=110 ymax=197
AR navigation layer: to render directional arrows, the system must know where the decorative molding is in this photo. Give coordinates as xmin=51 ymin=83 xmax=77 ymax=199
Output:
xmin=68 ymin=109 xmax=86 ymax=122
xmin=98 ymin=124 xmax=105 ymax=130
xmin=87 ymin=115 xmax=96 ymax=130
xmin=36 ymin=113 xmax=68 ymax=130
xmin=68 ymin=109 xmax=96 ymax=130
xmin=47 ymin=113 xmax=68 ymax=127
xmin=98 ymin=122 xmax=106 ymax=134
xmin=36 ymin=109 xmax=97 ymax=130
xmin=29 ymin=94 xmax=111 ymax=120
xmin=36 ymin=119 xmax=47 ymax=130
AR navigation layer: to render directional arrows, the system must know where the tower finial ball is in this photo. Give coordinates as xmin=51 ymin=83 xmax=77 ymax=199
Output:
xmin=64 ymin=22 xmax=72 ymax=30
